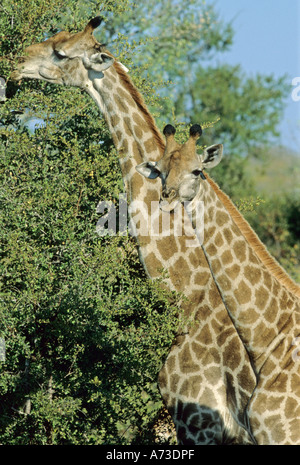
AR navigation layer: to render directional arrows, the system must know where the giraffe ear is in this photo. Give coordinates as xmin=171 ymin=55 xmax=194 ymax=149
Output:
xmin=201 ymin=144 xmax=223 ymax=169
xmin=136 ymin=161 xmax=161 ymax=179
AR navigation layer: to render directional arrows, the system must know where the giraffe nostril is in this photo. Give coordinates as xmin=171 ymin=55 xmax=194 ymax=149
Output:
xmin=162 ymin=189 xmax=176 ymax=200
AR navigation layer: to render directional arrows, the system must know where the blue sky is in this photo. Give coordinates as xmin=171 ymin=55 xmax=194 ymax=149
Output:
xmin=213 ymin=0 xmax=300 ymax=153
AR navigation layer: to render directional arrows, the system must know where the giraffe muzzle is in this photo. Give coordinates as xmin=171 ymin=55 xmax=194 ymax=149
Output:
xmin=161 ymin=188 xmax=177 ymax=200
xmin=160 ymin=189 xmax=180 ymax=212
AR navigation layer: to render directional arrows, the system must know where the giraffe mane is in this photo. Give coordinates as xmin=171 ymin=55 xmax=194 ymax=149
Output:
xmin=113 ymin=60 xmax=165 ymax=157
xmin=206 ymin=175 xmax=300 ymax=298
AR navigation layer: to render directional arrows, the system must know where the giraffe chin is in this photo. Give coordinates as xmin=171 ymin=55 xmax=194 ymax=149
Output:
xmin=159 ymin=199 xmax=180 ymax=213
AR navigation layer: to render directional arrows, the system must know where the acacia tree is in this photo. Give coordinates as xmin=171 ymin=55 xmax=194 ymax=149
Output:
xmin=0 ymin=0 xmax=181 ymax=445
xmin=0 ymin=0 xmax=295 ymax=445
xmin=103 ymin=1 xmax=289 ymax=198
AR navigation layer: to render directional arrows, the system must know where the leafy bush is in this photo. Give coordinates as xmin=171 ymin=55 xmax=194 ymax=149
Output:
xmin=1 ymin=0 xmax=298 ymax=445
xmin=0 ymin=111 xmax=180 ymax=444
xmin=0 ymin=0 xmax=181 ymax=444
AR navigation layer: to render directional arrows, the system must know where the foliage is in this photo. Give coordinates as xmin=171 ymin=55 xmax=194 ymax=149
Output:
xmin=0 ymin=0 xmax=182 ymax=445
xmin=0 ymin=102 xmax=181 ymax=444
xmin=241 ymin=147 xmax=300 ymax=282
xmin=0 ymin=0 xmax=299 ymax=446
xmin=99 ymin=0 xmax=290 ymax=200
xmin=102 ymin=0 xmax=234 ymax=123
xmin=175 ymin=65 xmax=289 ymax=153
xmin=244 ymin=195 xmax=300 ymax=282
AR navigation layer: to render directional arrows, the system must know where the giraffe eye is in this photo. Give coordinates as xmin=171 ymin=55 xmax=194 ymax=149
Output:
xmin=192 ymin=169 xmax=202 ymax=176
xmin=94 ymin=43 xmax=107 ymax=51
xmin=54 ymin=49 xmax=67 ymax=60
xmin=192 ymin=169 xmax=206 ymax=180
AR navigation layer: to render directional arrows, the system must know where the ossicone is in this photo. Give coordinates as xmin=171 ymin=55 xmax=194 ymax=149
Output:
xmin=189 ymin=124 xmax=202 ymax=138
xmin=84 ymin=16 xmax=103 ymax=34
xmin=163 ymin=124 xmax=176 ymax=137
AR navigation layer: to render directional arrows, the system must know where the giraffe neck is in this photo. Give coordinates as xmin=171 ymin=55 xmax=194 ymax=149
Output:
xmin=85 ymin=62 xmax=194 ymax=278
xmin=190 ymin=176 xmax=300 ymax=373
xmin=85 ymin=62 xmax=164 ymax=197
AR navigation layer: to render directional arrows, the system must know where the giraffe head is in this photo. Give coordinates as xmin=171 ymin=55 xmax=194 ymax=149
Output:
xmin=11 ymin=17 xmax=114 ymax=88
xmin=136 ymin=124 xmax=223 ymax=210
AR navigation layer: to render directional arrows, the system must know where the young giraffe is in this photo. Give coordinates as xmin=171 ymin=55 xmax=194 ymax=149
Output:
xmin=11 ymin=18 xmax=257 ymax=444
xmin=137 ymin=124 xmax=300 ymax=444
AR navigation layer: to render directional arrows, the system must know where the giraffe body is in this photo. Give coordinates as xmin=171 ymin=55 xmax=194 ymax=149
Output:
xmin=138 ymin=124 xmax=300 ymax=444
xmin=12 ymin=19 xmax=257 ymax=444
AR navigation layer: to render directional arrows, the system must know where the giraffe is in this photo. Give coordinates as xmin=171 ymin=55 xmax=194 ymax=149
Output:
xmin=137 ymin=123 xmax=300 ymax=444
xmin=11 ymin=18 xmax=257 ymax=444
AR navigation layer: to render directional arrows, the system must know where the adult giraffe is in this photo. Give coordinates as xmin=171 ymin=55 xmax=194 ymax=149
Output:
xmin=137 ymin=124 xmax=300 ymax=444
xmin=11 ymin=18 xmax=257 ymax=444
